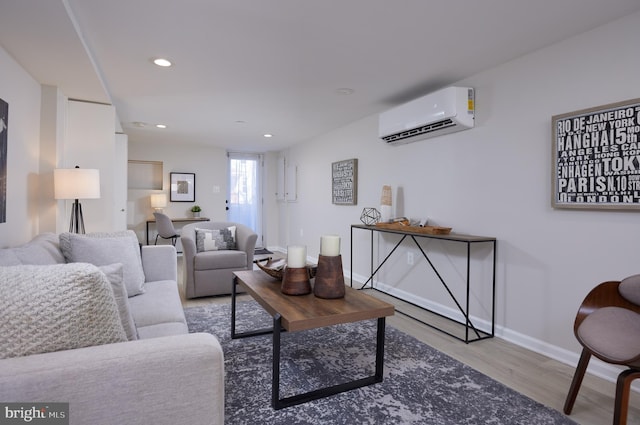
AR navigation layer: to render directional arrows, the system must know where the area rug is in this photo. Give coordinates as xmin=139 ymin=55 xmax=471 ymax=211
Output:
xmin=185 ymin=301 xmax=576 ymax=425
xmin=254 ymin=248 xmax=274 ymax=255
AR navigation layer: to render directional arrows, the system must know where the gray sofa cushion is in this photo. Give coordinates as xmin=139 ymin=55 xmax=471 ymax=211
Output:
xmin=0 ymin=233 xmax=65 ymax=266
xmin=127 ymin=280 xmax=188 ymax=338
xmin=99 ymin=263 xmax=138 ymax=341
xmin=194 ymin=250 xmax=247 ymax=270
xmin=136 ymin=322 xmax=190 ymax=339
xmin=0 ymin=249 xmax=20 ymax=266
xmin=0 ymin=263 xmax=127 ymax=359
xmin=59 ymin=231 xmax=146 ymax=297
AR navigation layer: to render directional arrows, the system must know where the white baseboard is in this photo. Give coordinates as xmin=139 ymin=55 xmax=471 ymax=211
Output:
xmin=497 ymin=322 xmax=628 ymax=388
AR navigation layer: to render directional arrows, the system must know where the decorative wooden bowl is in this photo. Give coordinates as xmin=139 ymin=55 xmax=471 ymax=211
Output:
xmin=375 ymin=220 xmax=452 ymax=235
xmin=255 ymin=257 xmax=286 ymax=279
xmin=255 ymin=257 xmax=317 ymax=280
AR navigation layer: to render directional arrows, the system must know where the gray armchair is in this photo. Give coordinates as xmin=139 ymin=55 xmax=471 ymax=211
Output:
xmin=181 ymin=221 xmax=257 ymax=298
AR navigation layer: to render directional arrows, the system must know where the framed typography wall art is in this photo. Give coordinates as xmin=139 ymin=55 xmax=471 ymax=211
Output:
xmin=331 ymin=158 xmax=357 ymax=205
xmin=552 ymin=98 xmax=640 ymax=209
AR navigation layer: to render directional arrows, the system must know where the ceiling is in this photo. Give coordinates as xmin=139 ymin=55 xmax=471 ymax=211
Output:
xmin=1 ymin=1 xmax=640 ymax=152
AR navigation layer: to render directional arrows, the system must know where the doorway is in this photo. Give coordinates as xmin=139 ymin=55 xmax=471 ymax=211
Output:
xmin=227 ymin=152 xmax=263 ymax=248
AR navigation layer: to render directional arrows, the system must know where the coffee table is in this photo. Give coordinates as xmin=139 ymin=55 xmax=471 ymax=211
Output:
xmin=231 ymin=270 xmax=395 ymax=410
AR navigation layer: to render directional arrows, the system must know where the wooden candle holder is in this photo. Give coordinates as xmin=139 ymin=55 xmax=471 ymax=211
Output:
xmin=313 ymin=255 xmax=345 ymax=299
xmin=281 ymin=267 xmax=311 ymax=295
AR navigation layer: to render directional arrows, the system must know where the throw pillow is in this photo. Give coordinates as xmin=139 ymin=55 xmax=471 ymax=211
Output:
xmin=195 ymin=226 xmax=236 ymax=252
xmin=0 ymin=263 xmax=127 ymax=359
xmin=99 ymin=263 xmax=138 ymax=341
xmin=13 ymin=233 xmax=66 ymax=265
xmin=59 ymin=230 xmax=146 ymax=297
xmin=0 ymin=233 xmax=65 ymax=266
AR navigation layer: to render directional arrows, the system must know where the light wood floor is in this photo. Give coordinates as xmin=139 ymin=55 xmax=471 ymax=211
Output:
xmin=178 ymin=256 xmax=640 ymax=425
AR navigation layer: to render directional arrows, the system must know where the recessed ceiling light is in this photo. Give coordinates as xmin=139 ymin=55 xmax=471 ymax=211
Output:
xmin=132 ymin=121 xmax=147 ymax=128
xmin=335 ymin=88 xmax=354 ymax=95
xmin=156 ymin=124 xmax=167 ymax=129
xmin=152 ymin=58 xmax=172 ymax=67
xmin=263 ymin=134 xmax=273 ymax=138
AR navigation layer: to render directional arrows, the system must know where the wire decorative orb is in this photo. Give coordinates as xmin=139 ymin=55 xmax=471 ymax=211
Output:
xmin=360 ymin=208 xmax=381 ymax=225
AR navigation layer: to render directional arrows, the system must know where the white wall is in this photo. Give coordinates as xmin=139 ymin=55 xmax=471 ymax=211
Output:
xmin=39 ymin=85 xmax=66 ymax=234
xmin=0 ymin=46 xmax=128 ymax=244
xmin=0 ymin=46 xmax=42 ymax=246
xmin=127 ymin=141 xmax=281 ymax=248
xmin=278 ymin=11 xmax=640 ymax=378
xmin=127 ymin=141 xmax=229 ymax=244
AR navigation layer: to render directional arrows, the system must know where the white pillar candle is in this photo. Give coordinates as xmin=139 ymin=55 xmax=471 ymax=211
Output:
xmin=320 ymin=235 xmax=341 ymax=256
xmin=287 ymin=245 xmax=307 ymax=268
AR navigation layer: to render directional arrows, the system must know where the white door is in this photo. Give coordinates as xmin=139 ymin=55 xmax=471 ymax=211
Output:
xmin=228 ymin=152 xmax=263 ymax=247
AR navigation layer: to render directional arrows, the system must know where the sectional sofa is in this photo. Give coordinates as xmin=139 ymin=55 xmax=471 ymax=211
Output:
xmin=0 ymin=231 xmax=224 ymax=425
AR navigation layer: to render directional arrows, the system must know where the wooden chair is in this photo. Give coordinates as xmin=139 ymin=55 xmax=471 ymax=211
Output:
xmin=564 ymin=275 xmax=640 ymax=425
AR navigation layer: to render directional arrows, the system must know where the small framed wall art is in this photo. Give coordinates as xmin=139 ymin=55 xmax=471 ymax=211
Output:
xmin=170 ymin=172 xmax=195 ymax=202
xmin=552 ymin=98 xmax=640 ymax=209
xmin=332 ymin=158 xmax=357 ymax=205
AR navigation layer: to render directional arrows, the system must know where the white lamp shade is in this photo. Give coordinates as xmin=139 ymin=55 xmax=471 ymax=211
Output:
xmin=150 ymin=193 xmax=167 ymax=208
xmin=54 ymin=168 xmax=101 ymax=200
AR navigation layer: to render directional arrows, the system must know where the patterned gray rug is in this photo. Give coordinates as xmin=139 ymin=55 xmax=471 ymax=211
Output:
xmin=184 ymin=301 xmax=576 ymax=425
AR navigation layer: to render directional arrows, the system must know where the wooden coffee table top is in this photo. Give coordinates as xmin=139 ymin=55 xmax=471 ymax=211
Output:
xmin=234 ymin=270 xmax=394 ymax=332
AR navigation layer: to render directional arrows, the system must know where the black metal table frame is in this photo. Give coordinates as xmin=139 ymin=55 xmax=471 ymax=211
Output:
xmin=350 ymin=224 xmax=496 ymax=344
xmin=231 ymin=276 xmax=386 ymax=410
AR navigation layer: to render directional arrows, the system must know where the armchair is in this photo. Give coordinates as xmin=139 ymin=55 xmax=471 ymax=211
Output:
xmin=181 ymin=222 xmax=257 ymax=298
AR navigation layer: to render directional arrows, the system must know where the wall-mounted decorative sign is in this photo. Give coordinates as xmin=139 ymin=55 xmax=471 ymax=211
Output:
xmin=552 ymin=98 xmax=640 ymax=209
xmin=0 ymin=98 xmax=7 ymax=223
xmin=332 ymin=158 xmax=357 ymax=205
xmin=170 ymin=172 xmax=195 ymax=202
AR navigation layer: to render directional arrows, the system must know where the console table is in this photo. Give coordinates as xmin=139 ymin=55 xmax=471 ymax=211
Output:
xmin=350 ymin=224 xmax=496 ymax=343
xmin=145 ymin=217 xmax=210 ymax=245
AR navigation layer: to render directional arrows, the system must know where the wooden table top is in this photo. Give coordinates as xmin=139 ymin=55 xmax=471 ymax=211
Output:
xmin=234 ymin=270 xmax=394 ymax=332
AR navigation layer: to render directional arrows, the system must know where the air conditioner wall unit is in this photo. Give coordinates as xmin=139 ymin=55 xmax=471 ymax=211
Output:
xmin=378 ymin=86 xmax=475 ymax=145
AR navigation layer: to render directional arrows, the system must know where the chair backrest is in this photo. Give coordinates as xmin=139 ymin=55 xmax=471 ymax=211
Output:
xmin=619 ymin=274 xmax=640 ymax=305
xmin=153 ymin=212 xmax=178 ymax=238
xmin=574 ymin=278 xmax=640 ymax=334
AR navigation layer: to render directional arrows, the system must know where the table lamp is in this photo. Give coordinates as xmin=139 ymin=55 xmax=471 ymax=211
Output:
xmin=150 ymin=193 xmax=167 ymax=212
xmin=54 ymin=166 xmax=101 ymax=233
